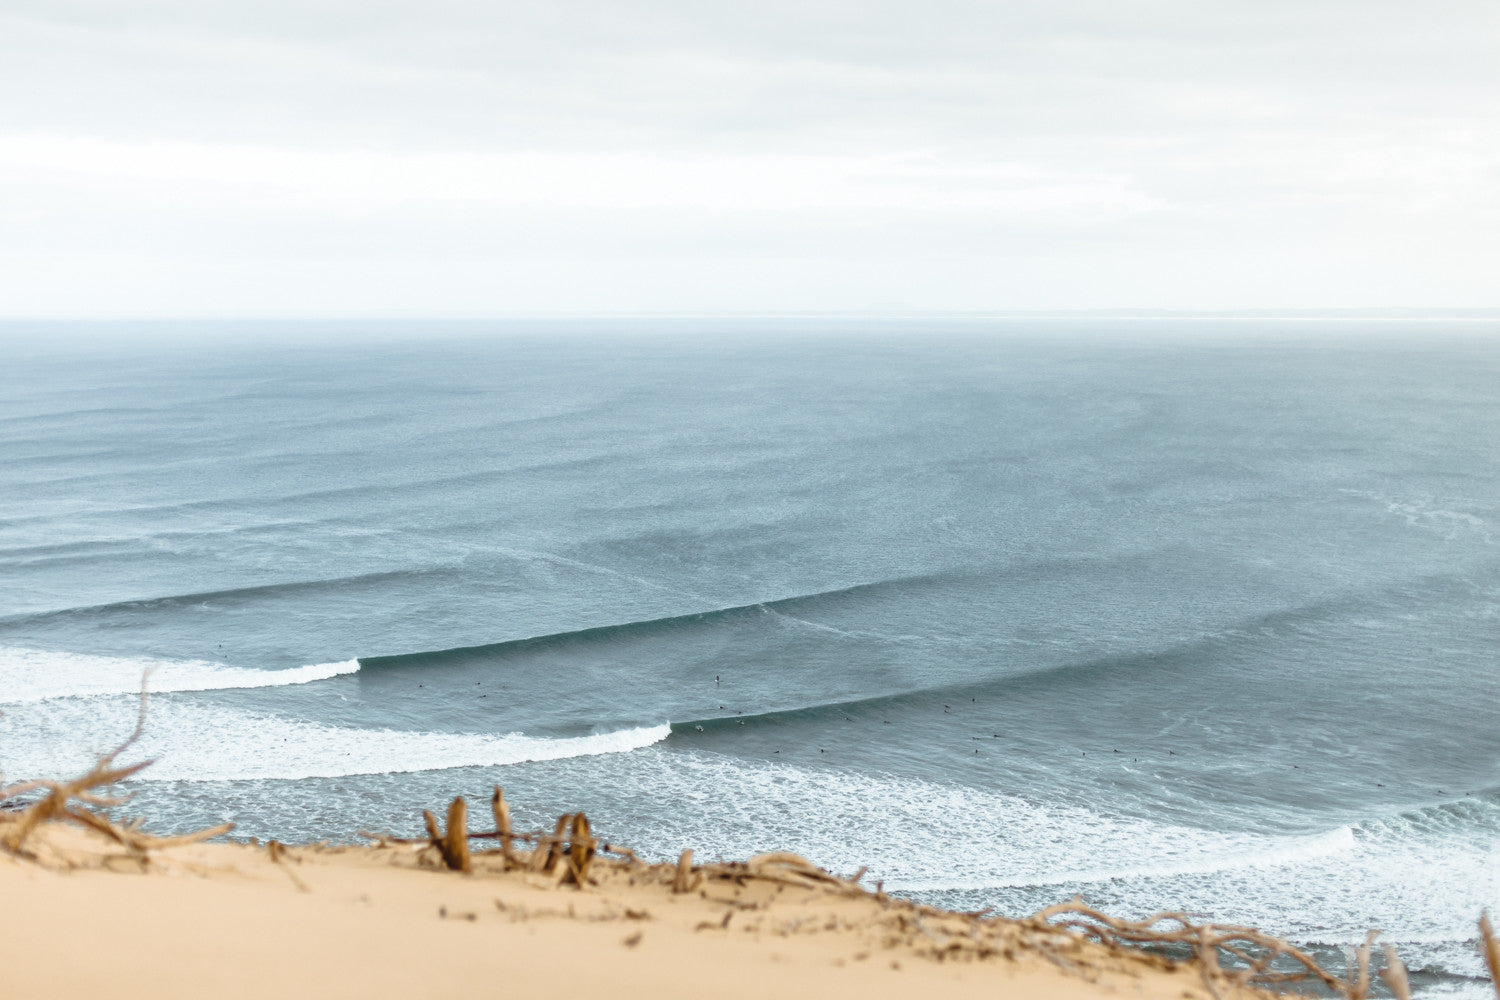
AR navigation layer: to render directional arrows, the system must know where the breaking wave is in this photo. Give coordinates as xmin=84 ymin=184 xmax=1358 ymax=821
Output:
xmin=0 ymin=646 xmax=360 ymax=705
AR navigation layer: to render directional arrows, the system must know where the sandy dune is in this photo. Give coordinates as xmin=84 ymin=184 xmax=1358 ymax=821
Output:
xmin=0 ymin=821 xmax=1243 ymax=1000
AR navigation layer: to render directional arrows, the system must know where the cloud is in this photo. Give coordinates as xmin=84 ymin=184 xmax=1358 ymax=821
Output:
xmin=0 ymin=1 xmax=1496 ymax=314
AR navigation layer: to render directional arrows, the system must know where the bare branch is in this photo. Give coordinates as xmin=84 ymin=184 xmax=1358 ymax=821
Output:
xmin=1480 ymin=911 xmax=1500 ymax=1000
xmin=1380 ymin=943 xmax=1412 ymax=1000
xmin=1 ymin=669 xmax=228 ymax=861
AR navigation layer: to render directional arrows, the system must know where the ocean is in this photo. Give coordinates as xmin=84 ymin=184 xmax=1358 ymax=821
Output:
xmin=2 ymin=319 xmax=1496 ymax=995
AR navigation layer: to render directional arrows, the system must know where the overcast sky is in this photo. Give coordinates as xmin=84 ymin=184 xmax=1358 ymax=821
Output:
xmin=2 ymin=0 xmax=1497 ymax=316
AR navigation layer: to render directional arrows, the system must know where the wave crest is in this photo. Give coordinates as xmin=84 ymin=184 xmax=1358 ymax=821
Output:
xmin=0 ymin=693 xmax=669 ymax=782
xmin=0 ymin=646 xmax=360 ymax=705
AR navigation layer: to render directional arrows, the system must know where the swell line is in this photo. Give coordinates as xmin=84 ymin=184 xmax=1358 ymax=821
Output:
xmin=357 ymin=570 xmax=962 ymax=669
xmin=0 ymin=567 xmax=456 ymax=626
xmin=668 ymin=592 xmax=1376 ymax=736
xmin=0 ymin=452 xmax=620 ymax=529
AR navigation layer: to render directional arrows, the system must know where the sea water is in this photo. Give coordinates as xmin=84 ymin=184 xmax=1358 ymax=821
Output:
xmin=2 ymin=320 xmax=1497 ymax=995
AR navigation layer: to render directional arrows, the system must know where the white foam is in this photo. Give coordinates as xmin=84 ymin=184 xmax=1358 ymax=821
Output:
xmin=536 ymin=749 xmax=1499 ymax=982
xmin=900 ymin=825 xmax=1359 ymax=891
xmin=0 ymin=696 xmax=669 ymax=781
xmin=535 ymin=750 xmax=1359 ymax=894
xmin=0 ymin=646 xmax=360 ymax=704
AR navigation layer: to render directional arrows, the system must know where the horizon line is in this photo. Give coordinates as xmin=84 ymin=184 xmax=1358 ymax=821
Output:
xmin=4 ymin=308 xmax=1500 ymax=323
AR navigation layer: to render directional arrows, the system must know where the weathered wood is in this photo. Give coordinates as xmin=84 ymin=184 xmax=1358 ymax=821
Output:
xmin=440 ymin=797 xmax=471 ymax=873
xmin=672 ymin=848 xmax=696 ymax=893
xmin=1380 ymin=944 xmax=1412 ymax=1000
xmin=531 ymin=814 xmax=570 ymax=873
xmin=1029 ymin=901 xmax=1346 ymax=992
xmin=2 ymin=674 xmax=229 ymax=860
xmin=1480 ymin=912 xmax=1500 ymax=1000
xmin=568 ymin=812 xmax=594 ymax=882
xmin=1348 ymin=930 xmax=1380 ymax=1000
xmin=491 ymin=786 xmax=515 ymax=865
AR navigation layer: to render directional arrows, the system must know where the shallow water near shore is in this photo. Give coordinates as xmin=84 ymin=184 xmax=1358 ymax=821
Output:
xmin=3 ymin=319 xmax=1497 ymax=995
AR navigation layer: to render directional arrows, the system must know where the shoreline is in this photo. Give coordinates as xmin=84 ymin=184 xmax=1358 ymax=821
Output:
xmin=1 ymin=819 xmax=1251 ymax=1000
xmin=0 ymin=746 xmax=1478 ymax=1000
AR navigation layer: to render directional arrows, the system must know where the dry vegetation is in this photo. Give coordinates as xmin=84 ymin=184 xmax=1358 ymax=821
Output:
xmin=4 ymin=684 xmax=1498 ymax=1000
xmin=376 ymin=787 xmax=1500 ymax=1000
xmin=0 ymin=680 xmax=230 ymax=864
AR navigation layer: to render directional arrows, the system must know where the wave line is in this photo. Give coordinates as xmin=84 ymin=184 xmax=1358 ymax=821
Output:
xmin=0 ymin=647 xmax=360 ymax=705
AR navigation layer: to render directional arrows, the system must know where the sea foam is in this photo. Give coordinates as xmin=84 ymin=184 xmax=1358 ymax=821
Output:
xmin=0 ymin=646 xmax=360 ymax=705
xmin=0 ymin=694 xmax=669 ymax=781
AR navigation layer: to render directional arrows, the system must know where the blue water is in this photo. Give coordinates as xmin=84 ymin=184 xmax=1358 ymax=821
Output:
xmin=3 ymin=319 xmax=1497 ymax=994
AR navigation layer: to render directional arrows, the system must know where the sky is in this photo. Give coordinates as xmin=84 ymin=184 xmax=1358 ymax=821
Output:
xmin=1 ymin=0 xmax=1497 ymax=317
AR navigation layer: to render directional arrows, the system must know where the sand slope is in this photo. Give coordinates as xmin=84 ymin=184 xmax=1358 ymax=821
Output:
xmin=0 ymin=823 xmax=1254 ymax=1000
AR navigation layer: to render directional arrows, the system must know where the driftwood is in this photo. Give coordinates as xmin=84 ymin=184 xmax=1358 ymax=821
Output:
xmin=690 ymin=851 xmax=869 ymax=897
xmin=435 ymin=797 xmax=472 ymax=872
xmin=1024 ymin=901 xmax=1448 ymax=1000
xmin=490 ymin=786 xmax=515 ymax=864
xmin=1028 ymin=900 xmax=1352 ymax=994
xmin=421 ymin=797 xmax=475 ymax=872
xmin=370 ymin=793 xmax=1500 ymax=1000
xmin=1483 ymin=912 xmax=1500 ymax=999
xmin=266 ymin=839 xmax=310 ymax=892
xmin=412 ymin=797 xmax=597 ymax=885
xmin=532 ymin=814 xmax=571 ymax=873
xmin=1348 ymin=930 xmax=1379 ymax=1000
xmin=672 ymin=848 xmax=697 ymax=893
xmin=599 ymin=842 xmax=646 ymax=867
xmin=0 ymin=674 xmax=231 ymax=861
xmin=564 ymin=812 xmax=596 ymax=885
xmin=1379 ymin=943 xmax=1411 ymax=1000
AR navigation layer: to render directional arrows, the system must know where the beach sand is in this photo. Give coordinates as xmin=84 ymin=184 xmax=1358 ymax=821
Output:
xmin=0 ymin=819 xmax=1245 ymax=1000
